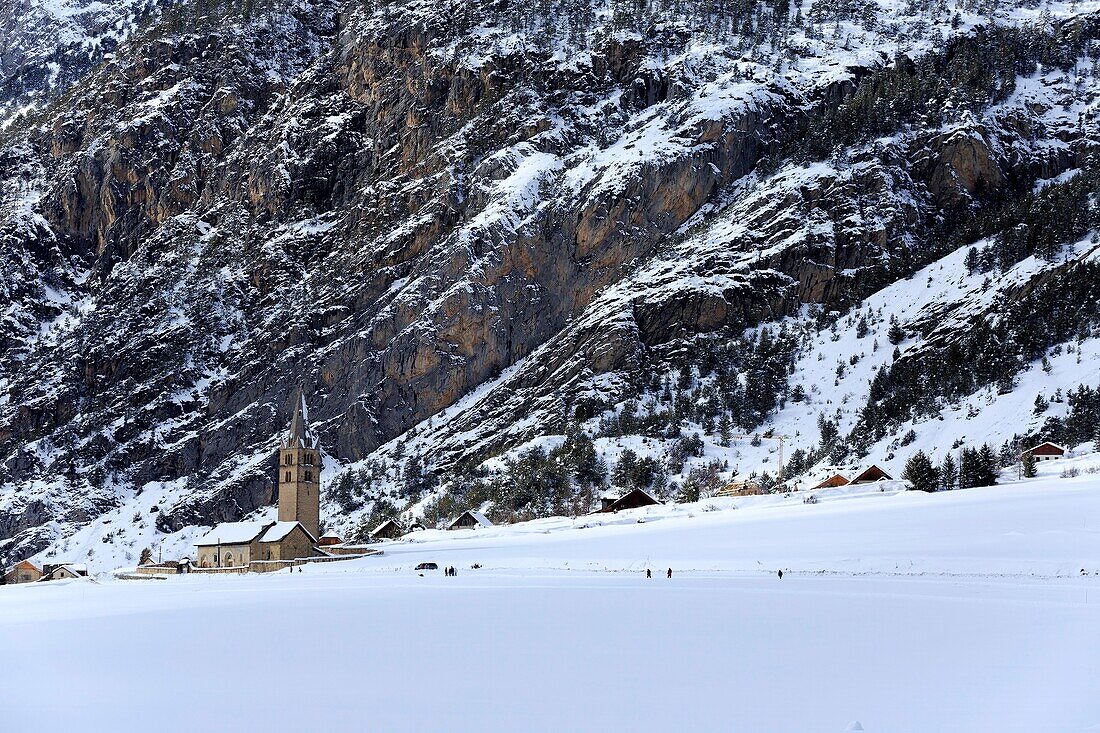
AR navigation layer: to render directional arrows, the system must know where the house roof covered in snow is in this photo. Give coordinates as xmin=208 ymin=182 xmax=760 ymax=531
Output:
xmin=45 ymin=563 xmax=88 ymax=578
xmin=448 ymin=510 xmax=493 ymax=529
xmin=1025 ymin=441 xmax=1066 ymax=455
xmin=597 ymin=488 xmax=662 ymax=513
xmin=370 ymin=518 xmax=403 ymax=535
xmin=195 ymin=521 xmax=274 ymax=546
xmin=259 ymin=521 xmax=316 ymax=544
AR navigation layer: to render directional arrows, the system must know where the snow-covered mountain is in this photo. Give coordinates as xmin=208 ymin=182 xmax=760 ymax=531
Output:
xmin=1 ymin=0 xmax=1098 ymax=568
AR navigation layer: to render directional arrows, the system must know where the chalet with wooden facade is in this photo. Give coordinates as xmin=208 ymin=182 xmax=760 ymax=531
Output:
xmin=810 ymin=473 xmax=850 ymax=490
xmin=4 ymin=560 xmax=42 ymax=584
xmin=370 ymin=518 xmax=405 ymax=540
xmin=448 ymin=510 xmax=493 ymax=530
xmin=597 ymin=488 xmax=662 ymax=512
xmin=1022 ymin=442 xmax=1066 ymax=461
xmin=849 ymin=465 xmax=893 ymax=484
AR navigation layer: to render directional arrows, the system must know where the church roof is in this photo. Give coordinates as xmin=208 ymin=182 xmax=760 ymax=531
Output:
xmin=283 ymin=388 xmax=319 ymax=450
xmin=259 ymin=521 xmax=316 ymax=544
xmin=195 ymin=521 xmax=273 ymax=546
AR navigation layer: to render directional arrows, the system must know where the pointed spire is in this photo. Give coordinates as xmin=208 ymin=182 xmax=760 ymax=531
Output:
xmin=283 ymin=387 xmax=318 ymax=449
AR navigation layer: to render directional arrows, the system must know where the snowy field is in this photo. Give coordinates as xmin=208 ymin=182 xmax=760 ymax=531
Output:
xmin=4 ymin=474 xmax=1100 ymax=732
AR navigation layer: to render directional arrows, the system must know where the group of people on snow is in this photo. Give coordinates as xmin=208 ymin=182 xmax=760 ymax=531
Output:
xmin=644 ymin=568 xmax=674 ymax=578
xmin=642 ymin=568 xmax=788 ymax=579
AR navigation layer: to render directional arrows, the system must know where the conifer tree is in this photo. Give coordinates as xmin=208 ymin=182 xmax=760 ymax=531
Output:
xmin=718 ymin=413 xmax=732 ymax=447
xmin=887 ymin=316 xmax=906 ymax=345
xmin=903 ymin=450 xmax=938 ymax=492
xmin=976 ymin=443 xmax=999 ymax=486
xmin=612 ymin=449 xmax=639 ymax=489
xmin=939 ymin=453 xmax=958 ymax=491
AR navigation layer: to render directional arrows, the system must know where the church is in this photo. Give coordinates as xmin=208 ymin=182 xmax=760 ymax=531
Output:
xmin=194 ymin=390 xmax=323 ymax=569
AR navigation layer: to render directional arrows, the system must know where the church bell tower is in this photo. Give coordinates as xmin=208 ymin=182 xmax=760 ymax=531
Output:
xmin=278 ymin=388 xmax=321 ymax=541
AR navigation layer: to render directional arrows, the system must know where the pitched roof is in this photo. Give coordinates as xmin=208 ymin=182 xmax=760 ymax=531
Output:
xmin=810 ymin=473 xmax=850 ymax=489
xmin=1026 ymin=441 xmax=1066 ymax=453
xmin=259 ymin=521 xmax=316 ymax=544
xmin=7 ymin=560 xmax=40 ymax=573
xmin=283 ymin=388 xmax=320 ymax=450
xmin=48 ymin=564 xmax=88 ymax=577
xmin=195 ymin=521 xmax=274 ymax=546
xmin=598 ymin=488 xmax=662 ymax=512
xmin=448 ymin=510 xmax=493 ymax=529
xmin=850 ymin=465 xmax=893 ymax=483
xmin=370 ymin=518 xmax=403 ymax=535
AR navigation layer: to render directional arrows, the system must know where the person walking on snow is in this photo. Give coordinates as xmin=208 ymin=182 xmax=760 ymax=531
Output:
xmin=778 ymin=569 xmax=783 ymax=580
xmin=646 ymin=569 xmax=651 ymax=579
xmin=667 ymin=568 xmax=672 ymax=578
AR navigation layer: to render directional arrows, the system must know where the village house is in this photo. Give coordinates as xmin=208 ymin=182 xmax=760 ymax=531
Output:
xmin=598 ymin=488 xmax=662 ymax=512
xmin=448 ymin=510 xmax=493 ymax=530
xmin=1023 ymin=442 xmax=1066 ymax=461
xmin=810 ymin=473 xmax=850 ymax=490
xmin=317 ymin=534 xmax=343 ymax=547
xmin=716 ymin=480 xmax=764 ymax=497
xmin=849 ymin=465 xmax=893 ymax=484
xmin=370 ymin=518 xmax=405 ymax=541
xmin=42 ymin=564 xmax=88 ymax=581
xmin=4 ymin=560 xmax=42 ymax=584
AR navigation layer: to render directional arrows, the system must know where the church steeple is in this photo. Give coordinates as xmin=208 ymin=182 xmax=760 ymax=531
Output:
xmin=278 ymin=388 xmax=321 ymax=541
xmin=283 ymin=387 xmax=318 ymax=451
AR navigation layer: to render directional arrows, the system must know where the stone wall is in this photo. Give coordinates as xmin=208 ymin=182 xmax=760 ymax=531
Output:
xmin=190 ymin=564 xmax=249 ymax=575
xmin=134 ymin=564 xmax=179 ymax=576
xmin=323 ymin=544 xmax=380 ymax=556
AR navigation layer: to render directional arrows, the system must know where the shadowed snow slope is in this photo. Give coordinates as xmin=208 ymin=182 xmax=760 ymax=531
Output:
xmin=2 ymin=474 xmax=1100 ymax=732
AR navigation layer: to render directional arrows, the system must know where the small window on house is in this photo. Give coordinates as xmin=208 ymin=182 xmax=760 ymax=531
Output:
xmin=285 ymin=471 xmax=292 ymax=482
xmin=305 ymin=470 xmax=313 ymax=482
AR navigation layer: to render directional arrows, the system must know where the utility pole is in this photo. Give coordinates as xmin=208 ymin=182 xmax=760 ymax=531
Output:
xmin=729 ymin=432 xmax=791 ymax=484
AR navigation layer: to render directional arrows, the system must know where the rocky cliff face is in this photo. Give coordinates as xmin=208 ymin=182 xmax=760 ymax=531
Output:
xmin=1 ymin=0 xmax=1098 ymax=566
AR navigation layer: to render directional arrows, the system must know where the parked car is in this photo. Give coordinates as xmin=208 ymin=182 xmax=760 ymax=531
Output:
xmin=415 ymin=562 xmax=439 ymax=571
